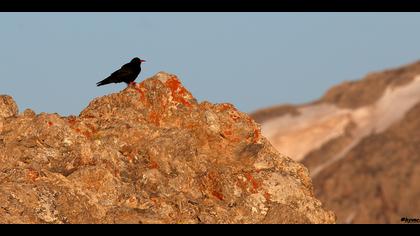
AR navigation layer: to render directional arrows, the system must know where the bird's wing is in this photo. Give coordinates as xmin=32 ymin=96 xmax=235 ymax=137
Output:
xmin=110 ymin=66 xmax=134 ymax=78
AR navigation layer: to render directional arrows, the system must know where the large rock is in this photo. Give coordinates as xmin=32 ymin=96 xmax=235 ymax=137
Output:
xmin=0 ymin=95 xmax=18 ymax=134
xmin=0 ymin=72 xmax=335 ymax=224
xmin=0 ymin=95 xmax=18 ymax=119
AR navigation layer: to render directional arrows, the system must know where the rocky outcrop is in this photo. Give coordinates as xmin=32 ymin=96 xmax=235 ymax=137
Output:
xmin=251 ymin=60 xmax=420 ymax=223
xmin=0 ymin=95 xmax=18 ymax=119
xmin=0 ymin=72 xmax=335 ymax=224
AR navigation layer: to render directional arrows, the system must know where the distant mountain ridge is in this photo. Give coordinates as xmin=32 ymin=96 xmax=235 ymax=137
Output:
xmin=251 ymin=60 xmax=420 ymax=223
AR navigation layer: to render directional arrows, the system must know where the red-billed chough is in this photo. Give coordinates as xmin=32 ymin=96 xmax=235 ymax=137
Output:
xmin=96 ymin=57 xmax=146 ymax=87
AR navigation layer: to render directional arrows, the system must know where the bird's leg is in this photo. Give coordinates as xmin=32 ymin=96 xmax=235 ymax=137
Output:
xmin=128 ymin=81 xmax=136 ymax=87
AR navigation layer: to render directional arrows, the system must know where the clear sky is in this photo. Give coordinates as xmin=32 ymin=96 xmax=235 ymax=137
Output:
xmin=1 ymin=13 xmax=420 ymax=116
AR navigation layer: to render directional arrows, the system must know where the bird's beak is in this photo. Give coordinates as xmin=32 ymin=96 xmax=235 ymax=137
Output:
xmin=140 ymin=60 xmax=146 ymax=62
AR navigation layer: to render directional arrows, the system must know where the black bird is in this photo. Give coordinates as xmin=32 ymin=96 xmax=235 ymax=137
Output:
xmin=96 ymin=57 xmax=146 ymax=87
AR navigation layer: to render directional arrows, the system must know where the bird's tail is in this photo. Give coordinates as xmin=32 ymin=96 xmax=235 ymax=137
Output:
xmin=96 ymin=77 xmax=111 ymax=87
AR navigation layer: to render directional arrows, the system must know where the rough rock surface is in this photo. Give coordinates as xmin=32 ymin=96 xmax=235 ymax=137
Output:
xmin=0 ymin=95 xmax=18 ymax=119
xmin=0 ymin=72 xmax=335 ymax=224
xmin=251 ymin=60 xmax=420 ymax=223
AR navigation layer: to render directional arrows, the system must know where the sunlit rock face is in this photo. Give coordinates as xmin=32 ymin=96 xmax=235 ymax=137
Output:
xmin=252 ymin=61 xmax=420 ymax=223
xmin=0 ymin=95 xmax=18 ymax=119
xmin=0 ymin=72 xmax=335 ymax=224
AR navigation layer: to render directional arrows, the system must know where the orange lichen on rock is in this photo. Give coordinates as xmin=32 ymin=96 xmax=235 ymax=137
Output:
xmin=148 ymin=160 xmax=159 ymax=169
xmin=264 ymin=192 xmax=271 ymax=202
xmin=218 ymin=104 xmax=241 ymax=122
xmin=67 ymin=117 xmax=78 ymax=126
xmin=252 ymin=128 xmax=261 ymax=144
xmin=148 ymin=111 xmax=161 ymax=126
xmin=236 ymin=178 xmax=248 ymax=192
xmin=165 ymin=76 xmax=192 ymax=108
xmin=223 ymin=130 xmax=233 ymax=136
xmin=230 ymin=112 xmax=241 ymax=121
xmin=71 ymin=125 xmax=94 ymax=139
xmin=85 ymin=123 xmax=97 ymax=134
xmin=218 ymin=103 xmax=236 ymax=112
xmin=220 ymin=128 xmax=241 ymax=143
xmin=202 ymin=171 xmax=226 ymax=202
xmin=184 ymin=122 xmax=200 ymax=130
xmin=81 ymin=130 xmax=93 ymax=139
xmin=245 ymin=172 xmax=262 ymax=193
xmin=212 ymin=190 xmax=224 ymax=201
xmin=241 ymin=115 xmax=261 ymax=144
xmin=26 ymin=169 xmax=39 ymax=182
xmin=135 ymin=81 xmax=148 ymax=103
xmin=235 ymin=173 xmax=262 ymax=194
xmin=127 ymin=154 xmax=134 ymax=163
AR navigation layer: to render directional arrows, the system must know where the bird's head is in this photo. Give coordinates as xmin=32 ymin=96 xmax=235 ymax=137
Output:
xmin=132 ymin=57 xmax=146 ymax=64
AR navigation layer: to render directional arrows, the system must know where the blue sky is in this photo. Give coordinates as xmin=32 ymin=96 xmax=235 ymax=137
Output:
xmin=1 ymin=13 xmax=420 ymax=116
